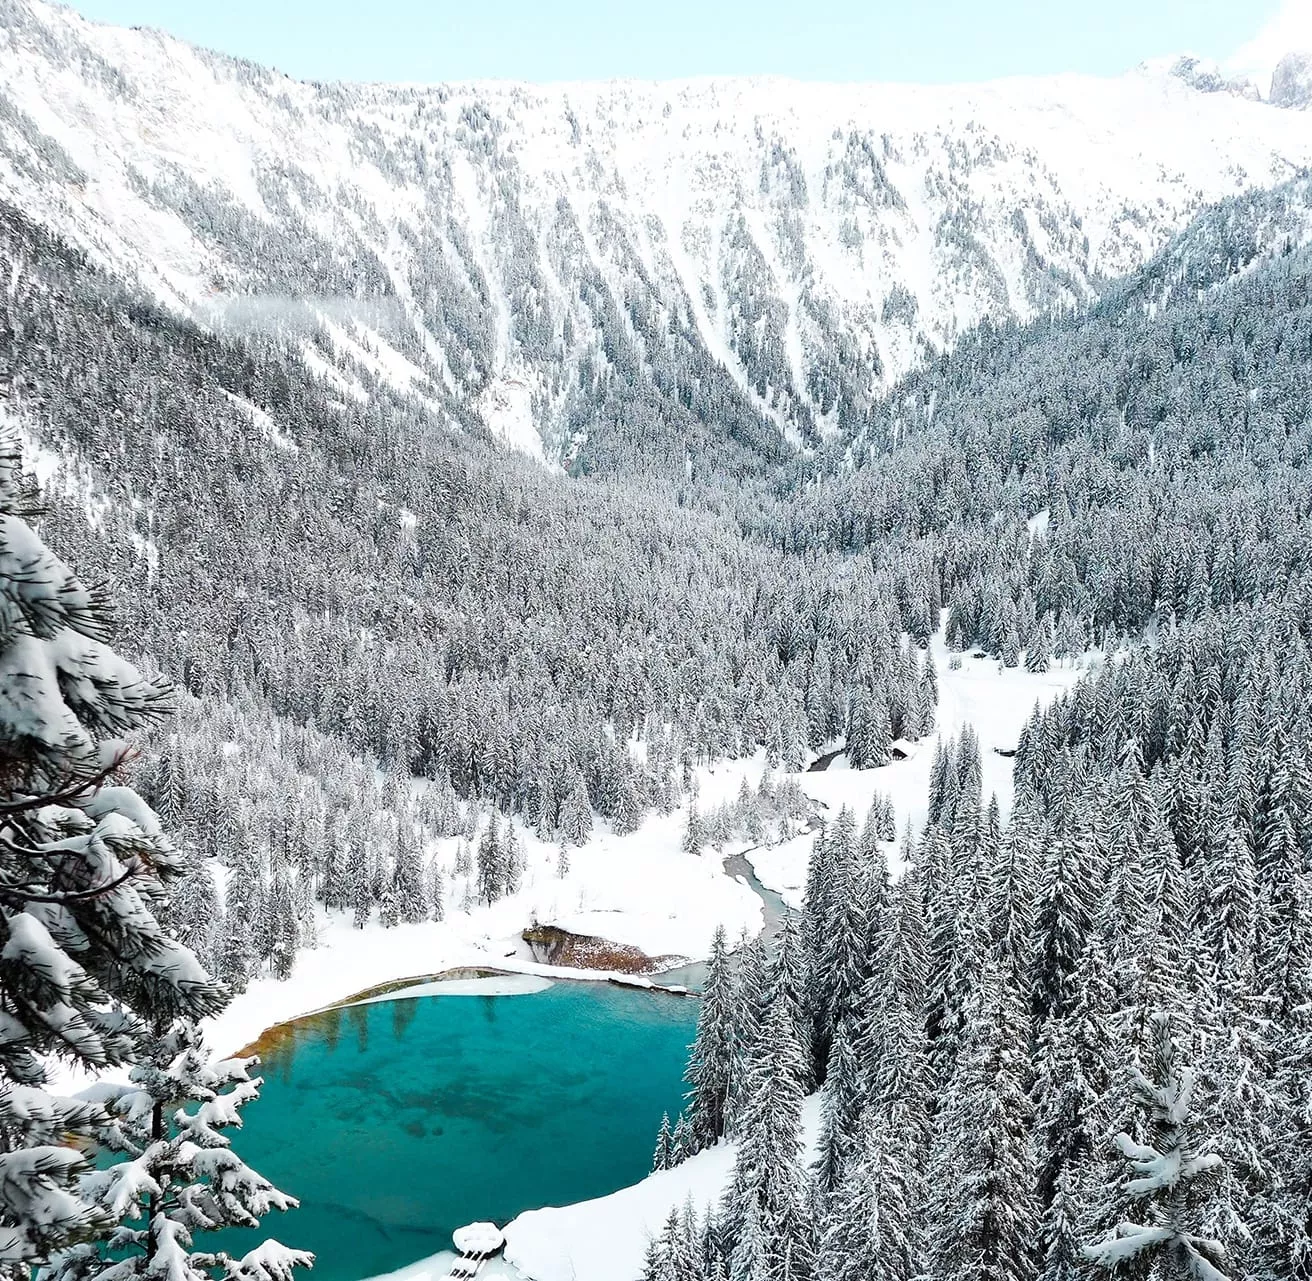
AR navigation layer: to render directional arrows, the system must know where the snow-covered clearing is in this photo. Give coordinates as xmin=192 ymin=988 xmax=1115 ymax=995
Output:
xmin=746 ymin=630 xmax=1093 ymax=908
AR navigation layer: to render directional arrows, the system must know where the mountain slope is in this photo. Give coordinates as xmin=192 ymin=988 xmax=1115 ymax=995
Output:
xmin=3 ymin=0 xmax=1312 ymax=469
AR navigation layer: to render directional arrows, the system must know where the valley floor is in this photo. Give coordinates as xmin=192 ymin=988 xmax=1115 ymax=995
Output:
xmin=350 ymin=631 xmax=1092 ymax=1281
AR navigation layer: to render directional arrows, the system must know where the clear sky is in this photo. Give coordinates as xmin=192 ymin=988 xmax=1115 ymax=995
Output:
xmin=62 ymin=0 xmax=1291 ymax=85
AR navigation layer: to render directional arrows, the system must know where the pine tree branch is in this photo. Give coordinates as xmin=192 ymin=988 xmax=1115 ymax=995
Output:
xmin=0 ymin=750 xmax=133 ymax=817
xmin=0 ymin=862 xmax=141 ymax=905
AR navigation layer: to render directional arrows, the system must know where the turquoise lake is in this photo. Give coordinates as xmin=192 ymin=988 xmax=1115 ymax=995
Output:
xmin=216 ymin=981 xmax=699 ymax=1281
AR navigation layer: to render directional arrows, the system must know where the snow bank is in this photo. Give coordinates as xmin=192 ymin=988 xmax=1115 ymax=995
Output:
xmin=367 ymin=1254 xmax=525 ymax=1281
xmin=479 ymin=1099 xmax=823 ymax=1281
xmin=743 ymin=831 xmax=813 ymax=910
xmin=348 ymin=975 xmax=554 ymax=1006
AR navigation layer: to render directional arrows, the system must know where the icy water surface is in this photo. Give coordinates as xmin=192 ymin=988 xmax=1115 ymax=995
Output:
xmin=218 ymin=980 xmax=698 ymax=1281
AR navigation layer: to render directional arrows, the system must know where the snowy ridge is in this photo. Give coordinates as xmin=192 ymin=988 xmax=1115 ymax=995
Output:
xmin=4 ymin=0 xmax=1312 ymax=457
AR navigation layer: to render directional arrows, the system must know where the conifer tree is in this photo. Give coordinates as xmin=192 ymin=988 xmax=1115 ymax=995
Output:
xmin=926 ymin=956 xmax=1038 ymax=1281
xmin=429 ymin=862 xmax=445 ymax=922
xmin=320 ymin=833 xmax=348 ymax=913
xmin=476 ymin=817 xmax=502 ymax=906
xmin=671 ymin=1113 xmax=692 ymax=1168
xmin=1026 ymin=613 xmax=1054 ymax=673
xmin=1031 ymin=785 xmax=1098 ymax=1030
xmin=683 ymin=805 xmax=707 ymax=857
xmin=807 ymin=808 xmax=866 ymax=1080
xmin=49 ymin=1019 xmax=312 ymax=1280
xmin=560 ymin=774 xmax=592 ymax=846
xmin=1032 ymin=929 xmax=1117 ymax=1281
xmin=350 ymin=852 xmax=373 ymax=929
xmin=720 ymin=1002 xmax=813 ymax=1281
xmin=394 ymin=829 xmax=429 ymax=923
xmin=920 ymin=649 xmax=939 ymax=736
xmin=866 ymin=871 xmax=929 ymax=1162
xmin=685 ymin=926 xmax=736 ymax=1152
xmin=653 ymin=1113 xmax=674 ymax=1173
xmin=1084 ymin=1014 xmax=1230 ymax=1281
xmin=811 ymin=1016 xmax=864 ymax=1205
xmin=728 ymin=933 xmax=770 ymax=1135
xmin=817 ymin=1106 xmax=919 ymax=1281
xmin=768 ymin=915 xmax=813 ymax=1093
xmin=920 ymin=818 xmax=966 ymax=1102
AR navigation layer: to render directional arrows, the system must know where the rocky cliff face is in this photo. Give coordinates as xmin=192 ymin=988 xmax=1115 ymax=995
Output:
xmin=1270 ymin=51 xmax=1312 ymax=108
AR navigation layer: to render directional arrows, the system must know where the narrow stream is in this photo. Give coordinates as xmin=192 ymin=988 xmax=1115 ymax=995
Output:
xmin=653 ymin=851 xmax=789 ymax=991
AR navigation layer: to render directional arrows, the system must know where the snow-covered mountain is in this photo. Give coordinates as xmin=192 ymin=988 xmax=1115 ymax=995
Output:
xmin=3 ymin=0 xmax=1312 ymax=461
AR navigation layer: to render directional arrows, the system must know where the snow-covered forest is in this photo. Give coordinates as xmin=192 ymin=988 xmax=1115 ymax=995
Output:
xmin=2 ymin=0 xmax=1312 ymax=1276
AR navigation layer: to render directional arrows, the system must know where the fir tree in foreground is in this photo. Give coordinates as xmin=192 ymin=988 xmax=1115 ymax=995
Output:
xmin=48 ymin=1020 xmax=312 ymax=1281
xmin=0 ymin=443 xmax=308 ymax=1277
xmin=720 ymin=1001 xmax=813 ymax=1281
xmin=683 ymin=926 xmax=735 ymax=1155
xmin=1084 ymin=1014 xmax=1229 ymax=1280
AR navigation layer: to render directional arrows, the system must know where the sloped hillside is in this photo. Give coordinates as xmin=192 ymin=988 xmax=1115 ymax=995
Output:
xmin=3 ymin=0 xmax=1312 ymax=469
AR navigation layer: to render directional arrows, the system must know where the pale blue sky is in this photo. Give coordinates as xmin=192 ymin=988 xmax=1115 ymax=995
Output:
xmin=64 ymin=0 xmax=1282 ymax=84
